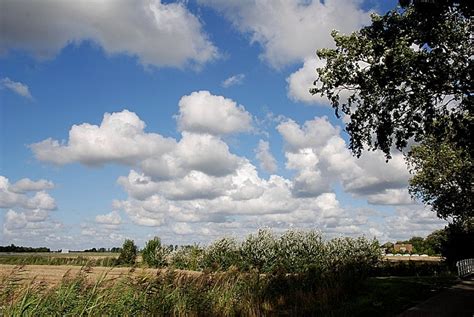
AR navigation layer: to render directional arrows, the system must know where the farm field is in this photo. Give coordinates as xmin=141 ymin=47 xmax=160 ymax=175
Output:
xmin=0 ymin=252 xmax=118 ymax=259
xmin=0 ymin=264 xmax=155 ymax=286
xmin=0 ymin=252 xmax=122 ymax=267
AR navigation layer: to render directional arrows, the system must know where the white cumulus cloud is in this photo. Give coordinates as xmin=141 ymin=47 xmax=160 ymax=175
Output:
xmin=255 ymin=140 xmax=278 ymax=173
xmin=277 ymin=117 xmax=411 ymax=198
xmin=199 ymin=0 xmax=370 ymax=68
xmin=30 ymin=109 xmax=176 ymax=166
xmin=10 ymin=178 xmax=54 ymax=193
xmin=1 ymin=0 xmax=218 ymax=68
xmin=95 ymin=210 xmax=122 ymax=225
xmin=177 ymin=91 xmax=253 ymax=135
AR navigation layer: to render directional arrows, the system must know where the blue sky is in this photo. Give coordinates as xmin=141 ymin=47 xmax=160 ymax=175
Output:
xmin=0 ymin=0 xmax=445 ymax=249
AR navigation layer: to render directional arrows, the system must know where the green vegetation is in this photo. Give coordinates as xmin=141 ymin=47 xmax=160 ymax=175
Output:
xmin=331 ymin=276 xmax=456 ymax=316
xmin=0 ymin=254 xmax=118 ymax=267
xmin=440 ymin=220 xmax=474 ymax=267
xmin=142 ymin=237 xmax=170 ymax=268
xmin=383 ymin=233 xmax=444 ymax=256
xmin=0 ymin=229 xmax=460 ymax=315
xmin=0 ymin=265 xmax=456 ymax=316
xmin=0 ymin=244 xmax=50 ymax=253
xmin=116 ymin=239 xmax=138 ymax=266
xmin=407 ymin=135 xmax=473 ymax=222
xmin=311 ymin=0 xmax=473 ymax=223
xmin=152 ymin=229 xmax=381 ymax=274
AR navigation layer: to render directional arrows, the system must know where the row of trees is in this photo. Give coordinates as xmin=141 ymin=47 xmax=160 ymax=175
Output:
xmin=0 ymin=244 xmax=50 ymax=253
xmin=82 ymin=247 xmax=121 ymax=253
xmin=382 ymin=233 xmax=445 ymax=256
xmin=383 ymin=222 xmax=474 ymax=265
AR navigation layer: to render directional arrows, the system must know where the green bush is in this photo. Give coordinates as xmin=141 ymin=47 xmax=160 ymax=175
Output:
xmin=276 ymin=229 xmax=324 ymax=272
xmin=169 ymin=245 xmax=204 ymax=271
xmin=240 ymin=228 xmax=278 ymax=272
xmin=202 ymin=237 xmax=240 ymax=271
xmin=117 ymin=239 xmax=137 ymax=266
xmin=142 ymin=237 xmax=169 ymax=268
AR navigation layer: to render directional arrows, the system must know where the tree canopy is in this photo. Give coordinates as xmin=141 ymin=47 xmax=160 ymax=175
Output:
xmin=311 ymin=1 xmax=472 ymax=158
xmin=312 ymin=0 xmax=472 ymax=222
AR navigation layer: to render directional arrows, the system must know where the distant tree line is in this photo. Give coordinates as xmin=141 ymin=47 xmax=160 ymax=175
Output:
xmin=382 ymin=233 xmax=442 ymax=256
xmin=381 ymin=222 xmax=474 ymax=266
xmin=82 ymin=247 xmax=121 ymax=253
xmin=0 ymin=244 xmax=50 ymax=253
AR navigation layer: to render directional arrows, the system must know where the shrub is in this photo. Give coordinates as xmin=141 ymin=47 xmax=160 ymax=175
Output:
xmin=202 ymin=237 xmax=240 ymax=271
xmin=240 ymin=228 xmax=278 ymax=272
xmin=276 ymin=229 xmax=324 ymax=272
xmin=117 ymin=239 xmax=137 ymax=265
xmin=170 ymin=245 xmax=204 ymax=271
xmin=142 ymin=237 xmax=169 ymax=268
xmin=324 ymin=237 xmax=381 ymax=277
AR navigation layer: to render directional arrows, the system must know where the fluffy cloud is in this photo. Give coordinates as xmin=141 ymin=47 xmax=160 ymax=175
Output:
xmin=31 ymin=110 xmax=175 ymax=166
xmin=255 ymin=140 xmax=278 ymax=173
xmin=222 ymin=74 xmax=245 ymax=88
xmin=199 ymin=0 xmax=370 ymax=68
xmin=10 ymin=178 xmax=54 ymax=193
xmin=366 ymin=189 xmax=415 ymax=205
xmin=113 ymin=159 xmax=351 ymax=234
xmin=177 ymin=91 xmax=253 ymax=135
xmin=140 ymin=132 xmax=243 ymax=180
xmin=26 ymin=105 xmax=438 ymax=244
xmin=287 ymin=59 xmax=322 ymax=104
xmin=95 ymin=210 xmax=122 ymax=225
xmin=382 ymin=206 xmax=447 ymax=241
xmin=287 ymin=58 xmax=368 ymax=105
xmin=3 ymin=209 xmax=62 ymax=236
xmin=1 ymin=0 xmax=218 ymax=68
xmin=277 ymin=117 xmax=340 ymax=152
xmin=277 ymin=117 xmax=411 ymax=198
xmin=0 ymin=176 xmax=56 ymax=210
xmin=1 ymin=176 xmax=62 ymax=245
xmin=1 ymin=77 xmax=33 ymax=100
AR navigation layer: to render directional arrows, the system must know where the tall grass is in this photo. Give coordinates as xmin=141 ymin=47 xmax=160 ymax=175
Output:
xmin=0 ymin=229 xmax=394 ymax=315
xmin=0 ymin=265 xmax=375 ymax=316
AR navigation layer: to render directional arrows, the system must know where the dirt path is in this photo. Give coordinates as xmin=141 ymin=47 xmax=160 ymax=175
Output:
xmin=399 ymin=276 xmax=474 ymax=317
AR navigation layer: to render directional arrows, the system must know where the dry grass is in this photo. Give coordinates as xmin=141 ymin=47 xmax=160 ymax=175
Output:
xmin=0 ymin=264 xmax=201 ymax=287
xmin=384 ymin=255 xmax=442 ymax=262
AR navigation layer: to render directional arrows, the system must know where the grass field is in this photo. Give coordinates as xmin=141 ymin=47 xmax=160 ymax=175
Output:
xmin=0 ymin=252 xmax=120 ymax=267
xmin=0 ymin=252 xmax=118 ymax=258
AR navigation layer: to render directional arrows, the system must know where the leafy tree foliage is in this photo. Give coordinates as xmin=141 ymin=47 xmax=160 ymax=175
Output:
xmin=311 ymin=1 xmax=472 ymax=158
xmin=0 ymin=244 xmax=50 ymax=253
xmin=142 ymin=237 xmax=169 ymax=268
xmin=407 ymin=136 xmax=473 ymax=221
xmin=439 ymin=220 xmax=474 ymax=266
xmin=117 ymin=239 xmax=138 ymax=265
xmin=312 ymin=1 xmax=473 ymax=221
